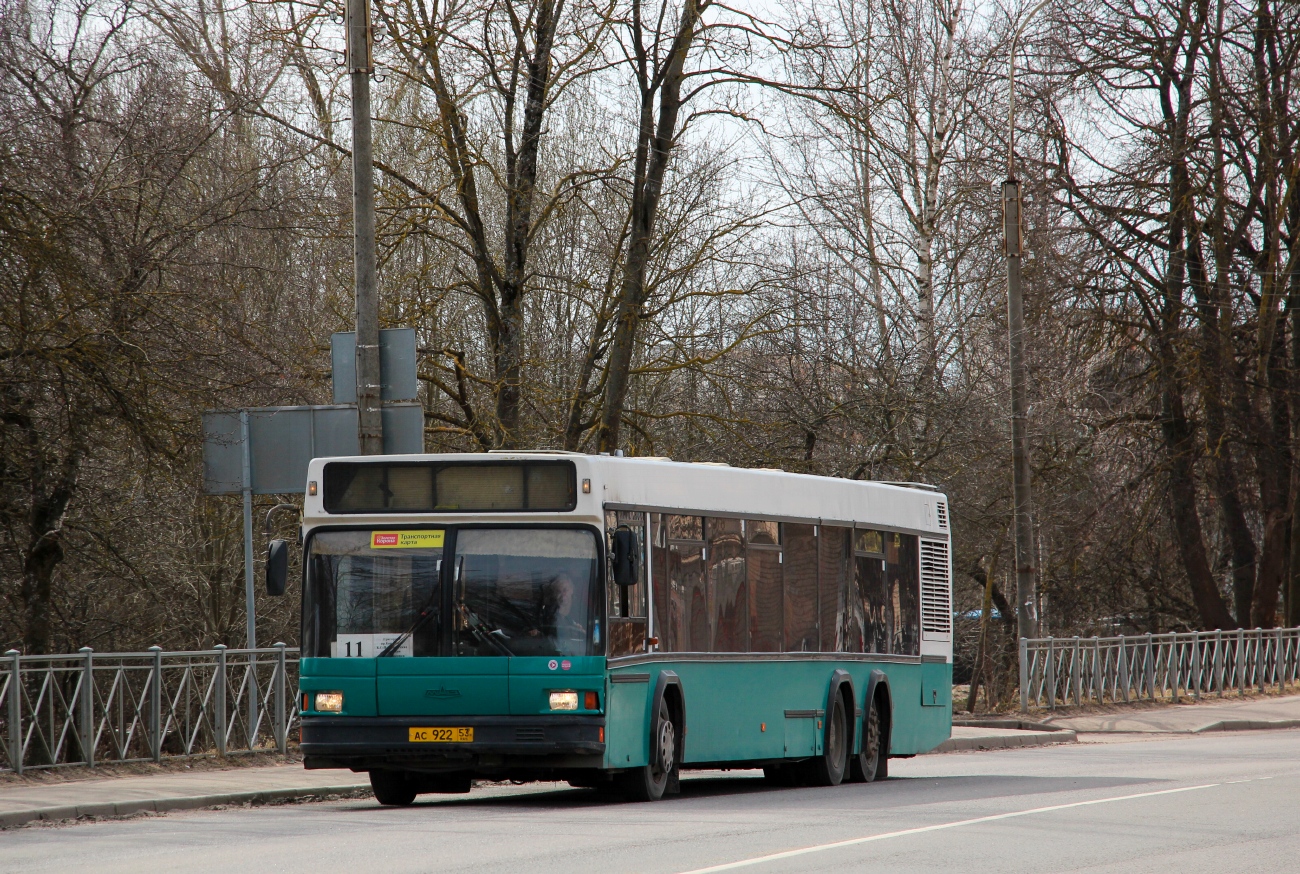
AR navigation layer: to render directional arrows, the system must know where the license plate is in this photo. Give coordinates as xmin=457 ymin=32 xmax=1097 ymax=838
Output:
xmin=408 ymin=727 xmax=473 ymax=743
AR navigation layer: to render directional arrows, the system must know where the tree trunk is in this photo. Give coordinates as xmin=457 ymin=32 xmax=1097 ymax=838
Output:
xmin=596 ymin=0 xmax=706 ymax=452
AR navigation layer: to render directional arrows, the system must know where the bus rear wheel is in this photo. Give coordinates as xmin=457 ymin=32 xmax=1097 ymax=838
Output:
xmin=806 ymin=692 xmax=848 ymax=786
xmin=620 ymin=697 xmax=678 ymax=802
xmin=849 ymin=697 xmax=886 ymax=783
xmin=370 ymin=769 xmax=418 ymax=806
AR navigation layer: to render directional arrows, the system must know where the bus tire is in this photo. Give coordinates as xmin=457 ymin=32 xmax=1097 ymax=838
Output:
xmin=806 ymin=691 xmax=849 ymax=786
xmin=370 ymin=769 xmax=418 ymax=806
xmin=849 ymin=696 xmax=885 ymax=782
xmin=620 ymin=696 xmax=678 ymax=802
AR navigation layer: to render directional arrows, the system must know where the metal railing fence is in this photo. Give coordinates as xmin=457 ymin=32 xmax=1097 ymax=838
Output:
xmin=1020 ymin=627 xmax=1300 ymax=711
xmin=1 ymin=644 xmax=300 ymax=774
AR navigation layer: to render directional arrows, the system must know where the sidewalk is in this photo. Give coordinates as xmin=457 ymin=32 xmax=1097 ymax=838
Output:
xmin=1039 ymin=691 xmax=1300 ymax=734
xmin=0 ymin=764 xmax=368 ymax=829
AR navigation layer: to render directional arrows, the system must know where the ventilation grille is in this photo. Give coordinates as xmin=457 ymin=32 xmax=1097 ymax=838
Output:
xmin=920 ymin=539 xmax=952 ymax=639
xmin=935 ymin=501 xmax=948 ymax=529
xmin=515 ymin=727 xmax=546 ymax=742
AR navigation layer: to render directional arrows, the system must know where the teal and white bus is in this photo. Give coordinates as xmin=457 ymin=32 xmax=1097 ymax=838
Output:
xmin=269 ymin=452 xmax=953 ymax=804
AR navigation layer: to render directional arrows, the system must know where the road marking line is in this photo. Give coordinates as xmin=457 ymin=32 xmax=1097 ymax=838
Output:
xmin=676 ymin=783 xmax=1221 ymax=873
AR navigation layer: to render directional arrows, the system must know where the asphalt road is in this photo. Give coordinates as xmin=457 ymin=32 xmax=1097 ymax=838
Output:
xmin=4 ymin=731 xmax=1299 ymax=874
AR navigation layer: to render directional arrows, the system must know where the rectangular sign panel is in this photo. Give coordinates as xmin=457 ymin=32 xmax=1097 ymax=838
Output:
xmin=202 ymin=403 xmax=425 ymax=495
xmin=331 ymin=328 xmax=418 ymax=404
xmin=370 ymin=530 xmax=445 ymax=549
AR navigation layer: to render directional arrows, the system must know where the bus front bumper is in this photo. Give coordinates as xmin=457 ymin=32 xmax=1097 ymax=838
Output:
xmin=300 ymin=715 xmax=606 ymax=772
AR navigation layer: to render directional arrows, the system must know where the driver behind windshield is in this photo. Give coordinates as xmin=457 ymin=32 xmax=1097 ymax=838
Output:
xmin=547 ymin=573 xmax=588 ymax=656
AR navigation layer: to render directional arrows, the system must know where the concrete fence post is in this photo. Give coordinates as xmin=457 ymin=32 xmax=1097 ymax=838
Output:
xmin=1255 ymin=628 xmax=1265 ymax=692
xmin=1170 ymin=634 xmax=1180 ymax=703
xmin=78 ymin=647 xmax=94 ymax=767
xmin=150 ymin=646 xmax=163 ymax=762
xmin=1046 ymin=637 xmax=1056 ymax=710
xmin=274 ymin=643 xmax=287 ymax=755
xmin=1092 ymin=639 xmax=1101 ymax=704
xmin=1192 ymin=631 xmax=1202 ymax=700
xmin=214 ymin=645 xmax=227 ymax=757
xmin=1144 ymin=633 xmax=1155 ymax=700
xmin=1071 ymin=637 xmax=1081 ymax=706
xmin=7 ymin=650 xmax=21 ymax=775
xmin=1236 ymin=629 xmax=1246 ymax=696
xmin=1118 ymin=635 xmax=1129 ymax=703
xmin=1215 ymin=630 xmax=1224 ymax=695
xmin=1276 ymin=628 xmax=1285 ymax=692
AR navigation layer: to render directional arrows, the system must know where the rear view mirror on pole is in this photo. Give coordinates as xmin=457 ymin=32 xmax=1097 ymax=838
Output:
xmin=612 ymin=528 xmax=639 ymax=589
xmin=266 ymin=539 xmax=289 ymax=596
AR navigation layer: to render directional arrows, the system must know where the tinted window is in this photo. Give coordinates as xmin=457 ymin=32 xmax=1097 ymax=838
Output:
xmin=303 ymin=529 xmax=445 ymax=658
xmin=709 ymin=518 xmax=746 ymax=651
xmin=784 ymin=523 xmax=819 ymax=652
xmin=748 ymin=536 xmax=783 ymax=652
xmin=323 ymin=462 xmax=576 ymax=513
xmin=667 ymin=515 xmax=707 ymax=651
xmin=453 ymin=528 xmax=599 ymax=657
xmin=819 ymin=527 xmax=850 ymax=652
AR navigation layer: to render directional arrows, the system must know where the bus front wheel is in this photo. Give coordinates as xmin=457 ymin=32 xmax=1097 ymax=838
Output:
xmin=370 ymin=769 xmax=418 ymax=806
xmin=621 ymin=697 xmax=678 ymax=802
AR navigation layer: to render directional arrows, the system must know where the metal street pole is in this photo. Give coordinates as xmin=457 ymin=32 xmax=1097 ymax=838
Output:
xmin=239 ymin=411 xmax=258 ymax=736
xmin=1004 ymin=180 xmax=1037 ymax=645
xmin=1006 ymin=0 xmax=1050 ymax=663
xmin=347 ymin=0 xmax=383 ymax=455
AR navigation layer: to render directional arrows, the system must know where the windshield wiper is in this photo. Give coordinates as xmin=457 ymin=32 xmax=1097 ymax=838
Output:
xmin=379 ymin=559 xmax=451 ymax=658
xmin=457 ymin=601 xmax=514 ymax=656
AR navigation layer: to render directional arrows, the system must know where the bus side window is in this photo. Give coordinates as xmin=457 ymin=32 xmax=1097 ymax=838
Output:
xmin=651 ymin=514 xmax=671 ymax=650
xmin=708 ymin=518 xmax=746 ymax=652
xmin=890 ymin=534 xmax=920 ymax=656
xmin=667 ymin=516 xmax=706 ymax=652
xmin=605 ymin=510 xmax=646 ymax=619
xmin=818 ymin=527 xmax=850 ymax=653
xmin=606 ymin=510 xmax=647 ymax=657
xmin=746 ymin=520 xmax=782 ymax=652
xmin=783 ymin=523 xmax=819 ymax=652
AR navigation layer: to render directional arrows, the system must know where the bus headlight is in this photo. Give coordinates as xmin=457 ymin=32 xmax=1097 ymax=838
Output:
xmin=548 ymin=691 xmax=578 ymax=711
xmin=315 ymin=692 xmax=344 ymax=712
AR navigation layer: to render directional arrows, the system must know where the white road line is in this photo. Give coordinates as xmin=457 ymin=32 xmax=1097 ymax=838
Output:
xmin=675 ymin=782 xmax=1222 ymax=874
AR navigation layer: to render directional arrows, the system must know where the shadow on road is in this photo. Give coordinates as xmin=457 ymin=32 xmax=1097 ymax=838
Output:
xmin=340 ymin=770 xmax=1164 ymax=814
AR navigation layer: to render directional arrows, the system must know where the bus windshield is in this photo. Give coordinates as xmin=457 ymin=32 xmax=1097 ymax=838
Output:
xmin=303 ymin=527 xmax=600 ymax=659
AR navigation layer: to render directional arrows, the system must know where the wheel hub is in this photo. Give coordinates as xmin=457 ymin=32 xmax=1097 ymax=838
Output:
xmin=657 ymin=720 xmax=676 ymax=774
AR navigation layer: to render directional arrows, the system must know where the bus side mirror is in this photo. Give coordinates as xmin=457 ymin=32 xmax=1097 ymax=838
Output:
xmin=612 ymin=529 xmax=639 ymax=588
xmin=266 ymin=539 xmax=289 ymax=596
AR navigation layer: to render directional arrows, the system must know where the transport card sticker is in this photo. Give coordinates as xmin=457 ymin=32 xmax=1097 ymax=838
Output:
xmin=371 ymin=531 xmax=445 ymax=549
xmin=548 ymin=660 xmax=559 ymax=671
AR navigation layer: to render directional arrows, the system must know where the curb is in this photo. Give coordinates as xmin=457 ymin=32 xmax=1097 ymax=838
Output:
xmin=952 ymin=718 xmax=1064 ymax=732
xmin=0 ymin=783 xmax=370 ymax=829
xmin=1193 ymin=718 xmax=1300 ymax=733
xmin=931 ymin=730 xmax=1077 ymax=753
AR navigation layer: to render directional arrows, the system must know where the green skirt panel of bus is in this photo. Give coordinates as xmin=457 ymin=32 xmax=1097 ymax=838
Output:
xmin=604 ymin=659 xmax=950 ymax=768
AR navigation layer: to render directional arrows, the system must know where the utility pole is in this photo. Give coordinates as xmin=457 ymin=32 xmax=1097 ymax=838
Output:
xmin=347 ymin=0 xmax=383 ymax=455
xmin=1003 ymin=179 xmax=1038 ymax=643
xmin=1006 ymin=0 xmax=1050 ymax=657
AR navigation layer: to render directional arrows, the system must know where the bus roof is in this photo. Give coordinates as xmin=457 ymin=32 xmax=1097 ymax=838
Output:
xmin=301 ymin=452 xmax=950 ymax=537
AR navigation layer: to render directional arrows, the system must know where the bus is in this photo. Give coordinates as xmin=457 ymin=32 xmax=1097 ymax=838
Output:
xmin=267 ymin=451 xmax=953 ymax=804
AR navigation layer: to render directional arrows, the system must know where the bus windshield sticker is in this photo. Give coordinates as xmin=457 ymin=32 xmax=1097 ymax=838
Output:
xmin=371 ymin=530 xmax=445 ymax=549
